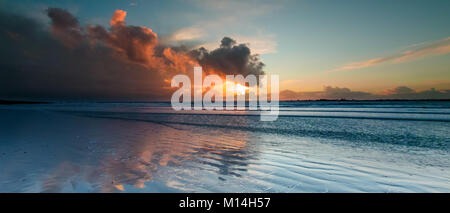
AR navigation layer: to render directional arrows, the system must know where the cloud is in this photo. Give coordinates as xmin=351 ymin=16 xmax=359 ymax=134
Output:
xmin=393 ymin=37 xmax=450 ymax=63
xmin=190 ymin=37 xmax=265 ymax=76
xmin=199 ymin=35 xmax=277 ymax=55
xmin=336 ymin=37 xmax=450 ymax=71
xmin=109 ymin=9 xmax=127 ymax=25
xmin=46 ymin=8 xmax=83 ymax=48
xmin=0 ymin=9 xmax=166 ymax=100
xmin=164 ymin=0 xmax=280 ymax=55
xmin=322 ymin=86 xmax=374 ymax=99
xmin=236 ymin=36 xmax=277 ymax=54
xmin=169 ymin=26 xmax=206 ymax=42
xmin=380 ymin=86 xmax=450 ymax=99
xmin=382 ymin=86 xmax=415 ymax=95
xmin=280 ymin=86 xmax=450 ymax=100
xmin=88 ymin=9 xmax=159 ymax=65
xmin=0 ymin=8 xmax=266 ymax=100
xmin=335 ymin=57 xmax=394 ymax=71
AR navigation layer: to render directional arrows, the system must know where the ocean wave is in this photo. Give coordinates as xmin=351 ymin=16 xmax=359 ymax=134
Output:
xmin=63 ymin=110 xmax=450 ymax=150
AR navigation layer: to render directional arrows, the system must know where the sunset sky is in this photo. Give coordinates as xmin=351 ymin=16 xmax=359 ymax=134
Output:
xmin=1 ymin=0 xmax=450 ymax=100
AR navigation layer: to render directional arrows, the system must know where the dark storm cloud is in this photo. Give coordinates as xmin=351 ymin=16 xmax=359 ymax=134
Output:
xmin=0 ymin=8 xmax=167 ymax=100
xmin=0 ymin=8 xmax=266 ymax=100
xmin=46 ymin=8 xmax=83 ymax=48
xmin=87 ymin=9 xmax=159 ymax=65
xmin=191 ymin=37 xmax=265 ymax=76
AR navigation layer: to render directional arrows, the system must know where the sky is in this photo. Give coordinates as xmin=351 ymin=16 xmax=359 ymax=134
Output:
xmin=1 ymin=0 xmax=449 ymax=100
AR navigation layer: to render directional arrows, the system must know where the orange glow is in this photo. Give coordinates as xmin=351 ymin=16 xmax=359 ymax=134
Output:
xmin=227 ymin=81 xmax=249 ymax=95
xmin=207 ymin=80 xmax=251 ymax=96
xmin=110 ymin=10 xmax=127 ymax=25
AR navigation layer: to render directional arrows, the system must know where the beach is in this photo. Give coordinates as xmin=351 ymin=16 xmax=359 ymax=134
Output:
xmin=0 ymin=101 xmax=449 ymax=192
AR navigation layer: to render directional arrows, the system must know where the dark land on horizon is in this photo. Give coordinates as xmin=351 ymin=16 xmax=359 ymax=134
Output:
xmin=1 ymin=99 xmax=450 ymax=105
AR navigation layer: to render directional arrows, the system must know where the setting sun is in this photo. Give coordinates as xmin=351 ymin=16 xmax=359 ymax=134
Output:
xmin=224 ymin=81 xmax=249 ymax=95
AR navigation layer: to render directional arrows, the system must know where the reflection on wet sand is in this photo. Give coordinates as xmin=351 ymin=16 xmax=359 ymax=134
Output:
xmin=40 ymin=113 xmax=254 ymax=192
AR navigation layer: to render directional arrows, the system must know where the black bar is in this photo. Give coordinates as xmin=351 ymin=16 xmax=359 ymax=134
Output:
xmin=0 ymin=193 xmax=448 ymax=211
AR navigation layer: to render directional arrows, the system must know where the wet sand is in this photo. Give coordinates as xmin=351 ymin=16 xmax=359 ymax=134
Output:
xmin=0 ymin=101 xmax=449 ymax=192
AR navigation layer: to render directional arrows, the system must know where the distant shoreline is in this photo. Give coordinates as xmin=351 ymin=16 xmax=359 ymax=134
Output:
xmin=1 ymin=99 xmax=449 ymax=105
xmin=282 ymin=99 xmax=450 ymax=102
xmin=0 ymin=100 xmax=51 ymax=105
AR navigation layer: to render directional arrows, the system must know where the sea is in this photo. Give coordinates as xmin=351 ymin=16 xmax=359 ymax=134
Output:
xmin=0 ymin=100 xmax=449 ymax=192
